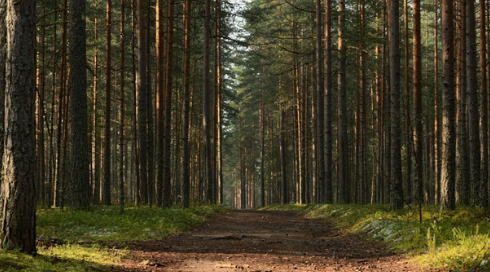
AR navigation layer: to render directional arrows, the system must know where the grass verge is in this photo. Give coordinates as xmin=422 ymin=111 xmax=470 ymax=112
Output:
xmin=262 ymin=203 xmax=490 ymax=271
xmin=1 ymin=203 xmax=226 ymax=271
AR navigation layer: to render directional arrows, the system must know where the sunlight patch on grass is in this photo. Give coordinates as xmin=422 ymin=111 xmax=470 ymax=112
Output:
xmin=267 ymin=204 xmax=490 ymax=271
xmin=0 ymin=245 xmax=121 ymax=272
xmin=37 ymin=203 xmax=227 ymax=242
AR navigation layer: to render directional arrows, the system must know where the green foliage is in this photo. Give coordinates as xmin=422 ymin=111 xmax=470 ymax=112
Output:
xmin=0 ymin=204 xmax=225 ymax=271
xmin=37 ymin=204 xmax=226 ymax=242
xmin=0 ymin=245 xmax=122 ymax=272
xmin=265 ymin=204 xmax=490 ymax=271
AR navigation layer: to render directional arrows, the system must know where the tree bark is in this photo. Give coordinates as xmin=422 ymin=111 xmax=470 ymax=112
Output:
xmin=324 ymin=0 xmax=332 ymax=203
xmin=413 ymin=0 xmax=423 ymax=204
xmin=119 ymin=0 xmax=125 ymax=214
xmin=338 ymin=0 xmax=350 ymax=204
xmin=68 ymin=0 xmax=90 ymax=210
xmin=479 ymin=0 xmax=489 ymax=209
xmin=103 ymin=0 xmax=112 ymax=206
xmin=1 ymin=0 xmax=37 ymax=253
xmin=137 ymin=0 xmax=148 ymax=204
xmin=181 ymin=0 xmax=191 ymax=209
xmin=467 ymin=0 xmax=480 ymax=207
xmin=163 ymin=0 xmax=175 ymax=208
xmin=440 ymin=0 xmax=456 ymax=211
xmin=204 ymin=0 xmax=214 ymax=203
xmin=389 ymin=0 xmax=403 ymax=209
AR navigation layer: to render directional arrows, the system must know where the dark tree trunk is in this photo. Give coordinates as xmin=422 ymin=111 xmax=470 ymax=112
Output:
xmin=163 ymin=0 xmax=175 ymax=208
xmin=103 ymin=0 xmax=112 ymax=206
xmin=467 ymin=0 xmax=480 ymax=207
xmin=338 ymin=0 xmax=350 ymax=203
xmin=324 ymin=0 xmax=333 ymax=203
xmin=479 ymin=0 xmax=489 ymax=209
xmin=413 ymin=0 xmax=423 ymax=204
xmin=457 ymin=0 xmax=470 ymax=205
xmin=68 ymin=0 xmax=90 ymax=210
xmin=1 ymin=0 xmax=37 ymax=253
xmin=389 ymin=0 xmax=403 ymax=209
xmin=119 ymin=0 xmax=125 ymax=214
xmin=137 ymin=0 xmax=148 ymax=204
xmin=181 ymin=0 xmax=191 ymax=209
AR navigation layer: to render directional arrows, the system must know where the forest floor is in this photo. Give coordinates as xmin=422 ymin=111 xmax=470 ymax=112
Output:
xmin=112 ymin=210 xmax=435 ymax=272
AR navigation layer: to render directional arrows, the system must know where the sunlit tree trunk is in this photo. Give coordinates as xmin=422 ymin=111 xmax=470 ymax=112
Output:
xmin=440 ymin=0 xmax=456 ymax=211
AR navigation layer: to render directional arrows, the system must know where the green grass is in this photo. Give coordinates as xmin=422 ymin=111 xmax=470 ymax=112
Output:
xmin=262 ymin=203 xmax=490 ymax=271
xmin=1 ymin=203 xmax=226 ymax=271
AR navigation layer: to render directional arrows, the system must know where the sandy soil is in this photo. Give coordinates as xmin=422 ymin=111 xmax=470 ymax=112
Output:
xmin=114 ymin=210 xmax=438 ymax=272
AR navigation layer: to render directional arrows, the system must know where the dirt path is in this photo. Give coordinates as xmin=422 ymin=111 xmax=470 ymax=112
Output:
xmin=117 ymin=210 xmax=427 ymax=271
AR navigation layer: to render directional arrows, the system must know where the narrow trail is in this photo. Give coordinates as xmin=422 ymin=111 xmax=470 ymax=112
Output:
xmin=117 ymin=210 xmax=427 ymax=272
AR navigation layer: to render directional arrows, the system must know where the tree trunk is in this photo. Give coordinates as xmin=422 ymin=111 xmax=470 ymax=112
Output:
xmin=137 ymin=0 xmax=148 ymax=204
xmin=1 ymin=0 xmax=36 ymax=253
xmin=467 ymin=0 xmax=480 ymax=207
xmin=413 ymin=0 xmax=423 ymax=204
xmin=404 ymin=0 xmax=412 ymax=204
xmin=68 ymin=0 xmax=90 ymax=210
xmin=155 ymin=0 xmax=164 ymax=207
xmin=457 ymin=0 xmax=470 ymax=205
xmin=315 ymin=0 xmax=325 ymax=204
xmin=338 ymin=0 xmax=350 ymax=203
xmin=103 ymin=0 xmax=112 ymax=206
xmin=440 ymin=0 xmax=456 ymax=211
xmin=163 ymin=0 xmax=175 ymax=208
xmin=479 ymin=0 xmax=489 ymax=209
xmin=324 ymin=0 xmax=333 ymax=203
xmin=280 ymin=105 xmax=288 ymax=204
xmin=119 ymin=0 xmax=125 ymax=214
xmin=181 ymin=0 xmax=191 ymax=209
xmin=204 ymin=0 xmax=214 ymax=203
xmin=389 ymin=0 xmax=403 ymax=209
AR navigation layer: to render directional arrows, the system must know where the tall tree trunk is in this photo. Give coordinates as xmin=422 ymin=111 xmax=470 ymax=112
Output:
xmin=434 ymin=0 xmax=441 ymax=204
xmin=155 ymin=0 xmax=164 ymax=207
xmin=181 ymin=0 xmax=191 ymax=209
xmin=93 ymin=14 xmax=101 ymax=204
xmin=480 ymin=0 xmax=489 ymax=209
xmin=315 ymin=0 xmax=325 ymax=204
xmin=389 ymin=0 xmax=403 ymax=209
xmin=467 ymin=0 xmax=480 ymax=207
xmin=324 ymin=0 xmax=333 ymax=203
xmin=68 ymin=0 xmax=90 ymax=210
xmin=103 ymin=0 xmax=112 ymax=206
xmin=1 ymin=0 xmax=36 ymax=253
xmin=404 ymin=0 xmax=412 ymax=203
xmin=338 ymin=0 xmax=350 ymax=203
xmin=457 ymin=0 xmax=470 ymax=205
xmin=413 ymin=0 xmax=423 ymax=204
xmin=440 ymin=0 xmax=456 ymax=211
xmin=119 ymin=0 xmax=125 ymax=214
xmin=280 ymin=105 xmax=288 ymax=204
xmin=163 ymin=0 xmax=175 ymax=207
xmin=137 ymin=0 xmax=148 ymax=204
xmin=203 ymin=0 xmax=214 ymax=203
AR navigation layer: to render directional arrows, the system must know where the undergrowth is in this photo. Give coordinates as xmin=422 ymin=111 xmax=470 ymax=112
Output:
xmin=1 ymin=203 xmax=226 ymax=271
xmin=262 ymin=203 xmax=490 ymax=271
